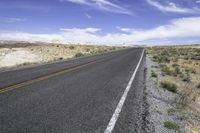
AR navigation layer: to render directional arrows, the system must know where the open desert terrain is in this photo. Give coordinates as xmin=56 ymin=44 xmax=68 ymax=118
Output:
xmin=0 ymin=41 xmax=126 ymax=69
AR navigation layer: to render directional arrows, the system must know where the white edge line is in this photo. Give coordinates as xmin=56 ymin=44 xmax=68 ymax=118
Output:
xmin=104 ymin=49 xmax=145 ymax=133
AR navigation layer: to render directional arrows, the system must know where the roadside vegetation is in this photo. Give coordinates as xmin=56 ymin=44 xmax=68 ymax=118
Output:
xmin=0 ymin=41 xmax=127 ymax=69
xmin=160 ymin=80 xmax=177 ymax=93
xmin=146 ymin=45 xmax=200 ymax=132
xmin=151 ymin=70 xmax=158 ymax=78
xmin=164 ymin=121 xmax=179 ymax=130
xmin=75 ymin=52 xmax=84 ymax=58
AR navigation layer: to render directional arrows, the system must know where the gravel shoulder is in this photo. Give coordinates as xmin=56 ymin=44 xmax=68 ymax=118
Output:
xmin=145 ymin=55 xmax=185 ymax=133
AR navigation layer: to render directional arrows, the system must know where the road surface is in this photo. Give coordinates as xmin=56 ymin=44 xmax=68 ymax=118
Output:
xmin=0 ymin=48 xmax=146 ymax=133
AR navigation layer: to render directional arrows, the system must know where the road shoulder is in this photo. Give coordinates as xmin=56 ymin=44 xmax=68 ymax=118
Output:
xmin=145 ymin=55 xmax=184 ymax=133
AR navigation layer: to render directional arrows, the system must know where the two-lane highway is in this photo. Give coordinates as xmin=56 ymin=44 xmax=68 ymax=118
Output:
xmin=0 ymin=48 xmax=145 ymax=133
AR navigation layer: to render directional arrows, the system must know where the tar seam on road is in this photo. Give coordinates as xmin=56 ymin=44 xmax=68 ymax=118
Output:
xmin=0 ymin=59 xmax=103 ymax=94
xmin=104 ymin=50 xmax=144 ymax=133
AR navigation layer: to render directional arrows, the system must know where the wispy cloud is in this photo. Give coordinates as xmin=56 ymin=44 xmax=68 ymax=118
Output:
xmin=85 ymin=13 xmax=92 ymax=19
xmin=147 ymin=0 xmax=199 ymax=14
xmin=61 ymin=0 xmax=132 ymax=15
xmin=0 ymin=17 xmax=200 ymax=45
xmin=60 ymin=27 xmax=101 ymax=33
xmin=0 ymin=17 xmax=26 ymax=23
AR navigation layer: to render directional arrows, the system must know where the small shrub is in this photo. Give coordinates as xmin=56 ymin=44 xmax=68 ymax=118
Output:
xmin=164 ymin=121 xmax=179 ymax=130
xmin=109 ymin=47 xmax=116 ymax=51
xmin=161 ymin=66 xmax=173 ymax=75
xmin=18 ymin=62 xmax=31 ymax=66
xmin=172 ymin=63 xmax=179 ymax=68
xmin=185 ymin=67 xmax=196 ymax=74
xmin=151 ymin=71 xmax=158 ymax=78
xmin=103 ymin=49 xmax=108 ymax=52
xmin=160 ymin=81 xmax=178 ymax=93
xmin=86 ymin=48 xmax=90 ymax=52
xmin=191 ymin=68 xmax=196 ymax=74
xmin=69 ymin=45 xmax=75 ymax=49
xmin=182 ymin=73 xmax=191 ymax=82
xmin=111 ymin=47 xmax=116 ymax=51
xmin=58 ymin=57 xmax=63 ymax=60
xmin=158 ymin=56 xmax=170 ymax=63
xmin=184 ymin=56 xmax=189 ymax=60
xmin=169 ymin=66 xmax=181 ymax=77
xmin=197 ymin=82 xmax=200 ymax=89
xmin=75 ymin=52 xmax=84 ymax=57
xmin=167 ymin=108 xmax=177 ymax=115
xmin=174 ymin=67 xmax=181 ymax=75
xmin=178 ymin=90 xmax=193 ymax=107
xmin=153 ymin=55 xmax=159 ymax=61
xmin=172 ymin=57 xmax=178 ymax=62
xmin=90 ymin=51 xmax=95 ymax=54
xmin=151 ymin=65 xmax=159 ymax=68
xmin=97 ymin=49 xmax=104 ymax=53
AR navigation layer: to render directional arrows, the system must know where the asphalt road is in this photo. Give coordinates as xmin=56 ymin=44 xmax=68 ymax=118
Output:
xmin=0 ymin=48 xmax=146 ymax=133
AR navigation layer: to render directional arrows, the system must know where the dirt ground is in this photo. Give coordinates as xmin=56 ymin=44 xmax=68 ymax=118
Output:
xmin=0 ymin=42 xmax=125 ymax=69
xmin=146 ymin=45 xmax=200 ymax=132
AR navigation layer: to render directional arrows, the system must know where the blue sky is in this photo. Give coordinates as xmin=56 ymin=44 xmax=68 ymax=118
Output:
xmin=0 ymin=0 xmax=200 ymax=45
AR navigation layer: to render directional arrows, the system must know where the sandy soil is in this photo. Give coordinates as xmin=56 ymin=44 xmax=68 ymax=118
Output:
xmin=0 ymin=44 xmax=125 ymax=69
xmin=0 ymin=48 xmax=39 ymax=67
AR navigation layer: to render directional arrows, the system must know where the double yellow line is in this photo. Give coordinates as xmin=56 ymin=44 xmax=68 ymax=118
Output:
xmin=0 ymin=59 xmax=102 ymax=94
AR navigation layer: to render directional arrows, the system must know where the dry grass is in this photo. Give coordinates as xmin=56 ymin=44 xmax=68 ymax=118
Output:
xmin=148 ymin=45 xmax=200 ymax=109
xmin=160 ymin=80 xmax=178 ymax=93
xmin=0 ymin=42 xmax=127 ymax=68
xmin=146 ymin=45 xmax=200 ymax=131
xmin=29 ymin=44 xmax=125 ymax=61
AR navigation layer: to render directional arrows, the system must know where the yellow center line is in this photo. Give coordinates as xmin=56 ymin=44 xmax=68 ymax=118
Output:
xmin=0 ymin=59 xmax=103 ymax=94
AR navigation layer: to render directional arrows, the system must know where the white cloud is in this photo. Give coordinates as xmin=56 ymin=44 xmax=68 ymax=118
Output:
xmin=61 ymin=0 xmax=132 ymax=15
xmin=196 ymin=0 xmax=200 ymax=4
xmin=147 ymin=0 xmax=199 ymax=13
xmin=60 ymin=27 xmax=101 ymax=33
xmin=85 ymin=13 xmax=92 ymax=19
xmin=0 ymin=17 xmax=26 ymax=23
xmin=0 ymin=17 xmax=200 ymax=45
